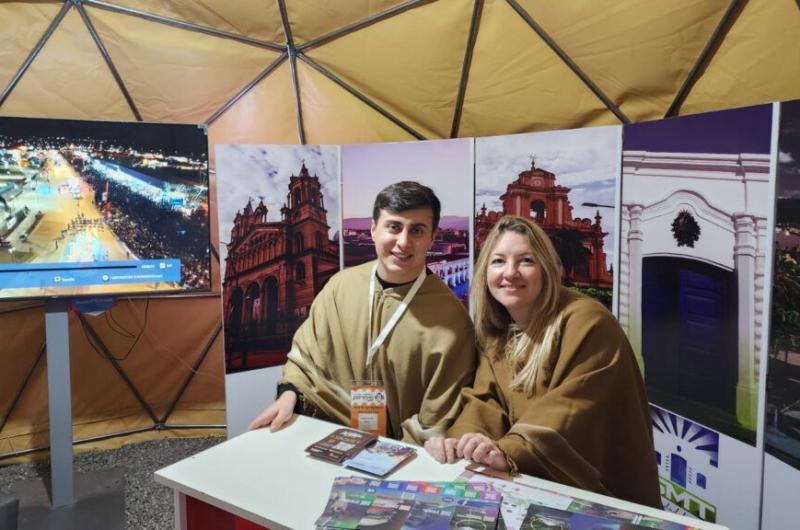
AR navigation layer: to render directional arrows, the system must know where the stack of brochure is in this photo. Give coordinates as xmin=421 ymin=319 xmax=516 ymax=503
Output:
xmin=315 ymin=476 xmax=503 ymax=529
xmin=306 ymin=428 xmax=417 ymax=477
xmin=461 ymin=466 xmax=701 ymax=530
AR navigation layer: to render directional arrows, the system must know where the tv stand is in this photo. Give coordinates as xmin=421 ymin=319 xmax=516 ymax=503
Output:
xmin=44 ymin=298 xmax=74 ymax=507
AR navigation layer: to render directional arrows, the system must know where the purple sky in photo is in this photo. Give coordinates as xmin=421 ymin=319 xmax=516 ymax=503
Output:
xmin=624 ymin=104 xmax=773 ymax=155
xmin=342 ymin=139 xmax=472 ymax=218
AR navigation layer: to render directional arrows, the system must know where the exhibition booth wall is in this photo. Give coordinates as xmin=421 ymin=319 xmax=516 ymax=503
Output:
xmin=218 ymin=99 xmax=800 ymax=530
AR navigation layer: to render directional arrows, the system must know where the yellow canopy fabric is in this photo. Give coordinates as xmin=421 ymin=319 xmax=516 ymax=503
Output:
xmin=0 ymin=0 xmax=798 ymax=461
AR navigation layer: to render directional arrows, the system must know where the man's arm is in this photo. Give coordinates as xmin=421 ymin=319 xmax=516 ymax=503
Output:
xmin=247 ymin=389 xmax=297 ymax=431
xmin=247 ymin=281 xmax=334 ymax=431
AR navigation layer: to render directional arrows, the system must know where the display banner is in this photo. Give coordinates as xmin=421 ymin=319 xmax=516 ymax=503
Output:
xmin=621 ymin=104 xmax=777 ymax=529
xmin=762 ymin=99 xmax=800 ymax=529
xmin=651 ymin=404 xmax=763 ymax=528
xmin=474 ymin=126 xmax=621 ymax=311
xmin=621 ymin=104 xmax=775 ymax=444
xmin=216 ymin=103 xmax=800 ymax=527
xmin=215 ymin=145 xmax=340 ymax=373
xmin=766 ymin=98 xmax=800 ymax=467
xmin=341 ymin=139 xmax=473 ymax=307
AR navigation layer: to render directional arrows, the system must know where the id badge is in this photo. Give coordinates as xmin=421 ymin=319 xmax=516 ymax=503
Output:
xmin=350 ymin=380 xmax=387 ymax=436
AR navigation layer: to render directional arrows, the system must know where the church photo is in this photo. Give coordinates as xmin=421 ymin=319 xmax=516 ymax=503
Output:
xmin=475 ymin=126 xmax=621 ymax=310
xmin=215 ymin=145 xmax=341 ymax=373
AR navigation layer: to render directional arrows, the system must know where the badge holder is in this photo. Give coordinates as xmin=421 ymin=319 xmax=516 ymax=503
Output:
xmin=350 ymin=379 xmax=387 ymax=437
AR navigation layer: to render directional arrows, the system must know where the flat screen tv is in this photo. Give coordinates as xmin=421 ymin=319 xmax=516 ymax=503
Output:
xmin=0 ymin=116 xmax=211 ymax=300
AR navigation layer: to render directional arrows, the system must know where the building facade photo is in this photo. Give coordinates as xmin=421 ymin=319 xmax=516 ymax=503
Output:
xmin=216 ymin=146 xmax=340 ymax=373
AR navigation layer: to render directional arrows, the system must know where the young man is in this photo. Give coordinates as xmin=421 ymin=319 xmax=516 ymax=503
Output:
xmin=248 ymin=181 xmax=475 ymax=444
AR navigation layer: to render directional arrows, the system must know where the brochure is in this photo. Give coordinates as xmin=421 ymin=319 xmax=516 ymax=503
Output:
xmin=305 ymin=428 xmax=378 ymax=464
xmin=459 ymin=469 xmax=700 ymax=530
xmin=344 ymin=440 xmax=417 ymax=477
xmin=316 ymin=477 xmax=503 ymax=529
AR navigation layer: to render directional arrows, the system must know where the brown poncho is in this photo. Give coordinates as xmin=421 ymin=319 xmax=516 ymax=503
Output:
xmin=281 ymin=261 xmax=476 ymax=444
xmin=449 ymin=288 xmax=661 ymax=508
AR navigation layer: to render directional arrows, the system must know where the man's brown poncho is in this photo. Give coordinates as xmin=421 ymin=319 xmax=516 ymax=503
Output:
xmin=449 ymin=288 xmax=661 ymax=508
xmin=281 ymin=261 xmax=476 ymax=444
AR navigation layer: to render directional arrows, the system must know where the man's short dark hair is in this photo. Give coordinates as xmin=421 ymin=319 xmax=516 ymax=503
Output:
xmin=372 ymin=181 xmax=441 ymax=231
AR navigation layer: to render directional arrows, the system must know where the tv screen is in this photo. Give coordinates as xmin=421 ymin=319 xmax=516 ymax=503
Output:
xmin=0 ymin=116 xmax=211 ymax=300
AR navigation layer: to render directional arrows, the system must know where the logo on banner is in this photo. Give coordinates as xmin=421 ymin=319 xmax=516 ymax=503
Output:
xmin=650 ymin=405 xmax=719 ymax=522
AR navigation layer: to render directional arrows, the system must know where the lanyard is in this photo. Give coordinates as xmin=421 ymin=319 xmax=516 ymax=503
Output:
xmin=366 ymin=263 xmax=426 ymax=366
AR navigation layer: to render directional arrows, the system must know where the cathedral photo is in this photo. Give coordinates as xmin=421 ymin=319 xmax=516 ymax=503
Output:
xmin=216 ymin=146 xmax=340 ymax=373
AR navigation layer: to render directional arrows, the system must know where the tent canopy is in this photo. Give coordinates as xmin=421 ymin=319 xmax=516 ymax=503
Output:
xmin=1 ymin=0 xmax=798 ymax=147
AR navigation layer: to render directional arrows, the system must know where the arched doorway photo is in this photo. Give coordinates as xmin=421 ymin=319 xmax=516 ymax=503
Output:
xmin=642 ymin=256 xmax=742 ymax=438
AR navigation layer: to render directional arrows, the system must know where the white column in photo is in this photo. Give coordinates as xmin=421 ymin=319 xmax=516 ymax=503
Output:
xmin=618 ymin=206 xmax=631 ymax=333
xmin=733 ymin=213 xmax=757 ymax=428
xmin=627 ymin=204 xmax=644 ymax=369
xmin=754 ymin=216 xmax=769 ymax=376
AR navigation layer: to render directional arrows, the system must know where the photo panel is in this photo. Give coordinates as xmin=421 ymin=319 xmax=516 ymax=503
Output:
xmin=341 ymin=139 xmax=473 ymax=307
xmin=621 ymin=103 xmax=774 ymax=445
xmin=474 ymin=126 xmax=621 ymax=311
xmin=767 ymin=98 xmax=800 ymax=468
xmin=216 ymin=145 xmax=340 ymax=373
xmin=651 ymin=403 xmax=763 ymax=528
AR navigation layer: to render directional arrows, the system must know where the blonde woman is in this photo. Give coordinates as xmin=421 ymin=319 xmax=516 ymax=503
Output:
xmin=425 ymin=216 xmax=661 ymax=508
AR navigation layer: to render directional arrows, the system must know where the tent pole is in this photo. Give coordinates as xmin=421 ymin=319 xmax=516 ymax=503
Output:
xmin=297 ymin=53 xmax=426 ymax=140
xmin=75 ymin=2 xmax=142 ymax=121
xmin=505 ymin=0 xmax=630 ymax=124
xmin=298 ymin=0 xmax=429 ymax=52
xmin=0 ymin=425 xmax=226 ymax=462
xmin=0 ymin=342 xmax=45 ymax=434
xmin=0 ymin=303 xmax=44 ymax=316
xmin=277 ymin=0 xmax=306 ymax=144
xmin=159 ymin=323 xmax=223 ymax=425
xmin=206 ymin=53 xmax=288 ymax=125
xmin=76 ymin=312 xmax=159 ymax=425
xmin=276 ymin=0 xmax=295 ymax=48
xmin=451 ymin=0 xmax=484 ymax=138
xmin=0 ymin=1 xmax=71 ymax=110
xmin=83 ymin=0 xmax=284 ymax=51
xmin=664 ymin=0 xmax=746 ymax=118
xmin=287 ymin=47 xmax=306 ymax=144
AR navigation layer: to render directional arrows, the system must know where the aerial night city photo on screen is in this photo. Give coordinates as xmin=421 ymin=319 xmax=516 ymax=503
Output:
xmin=0 ymin=116 xmax=211 ymax=300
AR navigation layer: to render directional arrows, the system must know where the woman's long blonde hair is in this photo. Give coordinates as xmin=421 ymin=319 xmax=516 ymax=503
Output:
xmin=471 ymin=216 xmax=564 ymax=394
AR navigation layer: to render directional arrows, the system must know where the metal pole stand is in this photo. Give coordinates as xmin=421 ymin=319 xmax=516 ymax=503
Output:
xmin=44 ymin=298 xmax=74 ymax=507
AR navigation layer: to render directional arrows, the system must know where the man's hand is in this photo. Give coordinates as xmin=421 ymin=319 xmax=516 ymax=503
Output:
xmin=455 ymin=432 xmax=509 ymax=472
xmin=424 ymin=436 xmax=460 ymax=464
xmin=247 ymin=390 xmax=297 ymax=432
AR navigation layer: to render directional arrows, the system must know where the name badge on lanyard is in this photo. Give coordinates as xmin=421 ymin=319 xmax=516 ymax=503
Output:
xmin=350 ymin=264 xmax=426 ymax=435
xmin=365 ymin=263 xmax=426 ymax=366
xmin=351 ymin=380 xmax=387 ymax=436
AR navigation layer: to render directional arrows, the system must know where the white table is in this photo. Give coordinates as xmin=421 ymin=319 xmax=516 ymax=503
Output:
xmin=154 ymin=415 xmax=728 ymax=530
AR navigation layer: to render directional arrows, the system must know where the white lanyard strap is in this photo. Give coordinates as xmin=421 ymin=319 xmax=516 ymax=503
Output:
xmin=366 ymin=263 xmax=426 ymax=366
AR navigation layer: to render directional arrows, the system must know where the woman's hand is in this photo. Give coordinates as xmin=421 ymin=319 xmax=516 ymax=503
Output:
xmin=455 ymin=432 xmax=509 ymax=472
xmin=424 ymin=436 xmax=460 ymax=464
